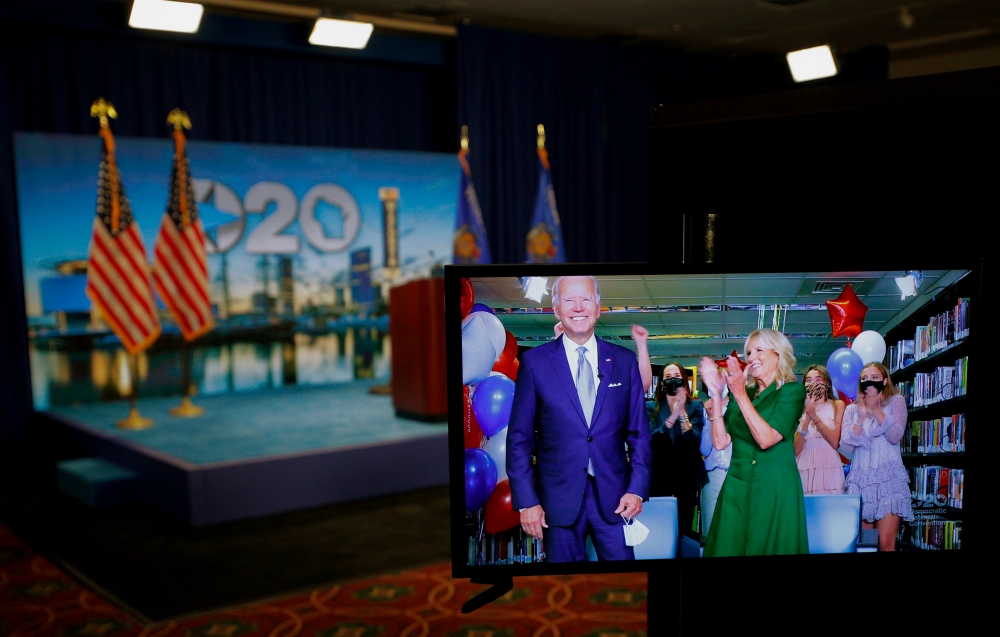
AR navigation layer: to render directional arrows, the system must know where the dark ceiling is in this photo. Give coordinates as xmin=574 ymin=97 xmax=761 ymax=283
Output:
xmin=245 ymin=0 xmax=1000 ymax=68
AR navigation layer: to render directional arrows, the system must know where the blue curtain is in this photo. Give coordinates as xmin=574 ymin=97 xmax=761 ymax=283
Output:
xmin=456 ymin=25 xmax=724 ymax=264
xmin=0 ymin=17 xmax=456 ymax=457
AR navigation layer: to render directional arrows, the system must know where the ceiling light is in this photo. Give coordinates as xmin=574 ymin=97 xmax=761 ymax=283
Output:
xmin=895 ymin=270 xmax=924 ymax=300
xmin=129 ymin=0 xmax=204 ymax=33
xmin=786 ymin=45 xmax=838 ymax=82
xmin=519 ymin=277 xmax=548 ymax=303
xmin=309 ymin=18 xmax=374 ymax=49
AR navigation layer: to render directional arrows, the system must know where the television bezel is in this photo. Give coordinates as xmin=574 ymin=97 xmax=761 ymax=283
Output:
xmin=445 ymin=258 xmax=979 ymax=580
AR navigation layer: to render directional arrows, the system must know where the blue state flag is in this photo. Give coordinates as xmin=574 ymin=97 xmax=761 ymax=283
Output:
xmin=453 ymin=147 xmax=491 ymax=264
xmin=525 ymin=147 xmax=564 ymax=263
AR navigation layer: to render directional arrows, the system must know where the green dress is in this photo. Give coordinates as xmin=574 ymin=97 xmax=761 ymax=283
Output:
xmin=703 ymin=380 xmax=809 ymax=557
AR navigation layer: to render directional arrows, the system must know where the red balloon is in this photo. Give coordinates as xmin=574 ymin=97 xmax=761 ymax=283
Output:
xmin=463 ymin=385 xmax=483 ymax=448
xmin=492 ymin=331 xmax=519 ymax=378
xmin=836 ymin=389 xmax=853 ymax=405
xmin=460 ymin=278 xmax=475 ymax=319
xmin=714 ymin=350 xmax=748 ymax=371
xmin=826 ymin=285 xmax=868 ymax=341
xmin=484 ymin=480 xmax=521 ymax=535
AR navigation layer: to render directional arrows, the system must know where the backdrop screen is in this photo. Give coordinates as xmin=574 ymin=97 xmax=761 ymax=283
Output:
xmin=446 ymin=263 xmax=975 ymax=574
xmin=14 ymin=131 xmax=458 ymax=411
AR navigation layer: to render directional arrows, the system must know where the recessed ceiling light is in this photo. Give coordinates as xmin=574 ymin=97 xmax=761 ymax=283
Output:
xmin=129 ymin=0 xmax=204 ymax=34
xmin=309 ymin=18 xmax=375 ymax=49
xmin=786 ymin=44 xmax=838 ymax=82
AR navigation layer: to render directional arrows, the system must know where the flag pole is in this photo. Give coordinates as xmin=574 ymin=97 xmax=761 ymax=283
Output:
xmin=170 ymin=340 xmax=203 ymax=416
xmin=89 ymin=99 xmax=154 ymax=430
xmin=117 ymin=353 xmax=153 ymax=429
xmin=165 ymin=108 xmax=205 ymax=417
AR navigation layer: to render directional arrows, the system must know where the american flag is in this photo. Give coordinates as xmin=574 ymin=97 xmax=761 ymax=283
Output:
xmin=85 ymin=125 xmax=162 ymax=354
xmin=152 ymin=121 xmax=213 ymax=341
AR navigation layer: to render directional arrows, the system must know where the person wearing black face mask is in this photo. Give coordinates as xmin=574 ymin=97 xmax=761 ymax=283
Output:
xmin=647 ymin=362 xmax=707 ymax=537
xmin=840 ymin=362 xmax=913 ymax=552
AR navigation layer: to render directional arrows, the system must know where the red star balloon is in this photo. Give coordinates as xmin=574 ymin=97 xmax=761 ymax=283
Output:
xmin=714 ymin=350 xmax=747 ymax=371
xmin=826 ymin=285 xmax=868 ymax=341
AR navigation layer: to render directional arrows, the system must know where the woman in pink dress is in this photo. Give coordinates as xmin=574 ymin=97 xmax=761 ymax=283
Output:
xmin=794 ymin=365 xmax=846 ymax=495
xmin=840 ymin=362 xmax=913 ymax=552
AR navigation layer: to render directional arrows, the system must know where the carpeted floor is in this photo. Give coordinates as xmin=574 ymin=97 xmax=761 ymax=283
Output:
xmin=0 ymin=521 xmax=649 ymax=637
xmin=0 ymin=473 xmax=456 ymax=621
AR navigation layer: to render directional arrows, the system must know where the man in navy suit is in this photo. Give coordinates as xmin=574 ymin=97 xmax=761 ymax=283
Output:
xmin=506 ymin=275 xmax=651 ymax=562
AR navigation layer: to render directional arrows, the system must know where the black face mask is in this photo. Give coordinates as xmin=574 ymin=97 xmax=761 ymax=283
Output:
xmin=859 ymin=380 xmax=886 ymax=394
xmin=662 ymin=377 xmax=684 ymax=396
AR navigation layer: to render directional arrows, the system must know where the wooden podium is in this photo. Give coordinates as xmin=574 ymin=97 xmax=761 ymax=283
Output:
xmin=389 ymin=277 xmax=448 ymax=422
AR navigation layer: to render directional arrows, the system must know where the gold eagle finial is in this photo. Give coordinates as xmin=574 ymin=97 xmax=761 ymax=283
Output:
xmin=90 ymin=98 xmax=117 ymax=129
xmin=167 ymin=108 xmax=192 ymax=131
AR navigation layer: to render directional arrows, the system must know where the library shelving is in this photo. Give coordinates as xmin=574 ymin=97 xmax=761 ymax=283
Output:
xmin=883 ymin=275 xmax=971 ymax=552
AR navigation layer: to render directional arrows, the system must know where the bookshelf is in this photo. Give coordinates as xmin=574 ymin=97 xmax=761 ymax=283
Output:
xmin=883 ymin=276 xmax=971 ymax=552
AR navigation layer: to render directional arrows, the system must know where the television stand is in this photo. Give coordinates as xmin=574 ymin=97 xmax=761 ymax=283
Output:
xmin=647 ymin=569 xmax=681 ymax=636
xmin=461 ymin=576 xmax=514 ymax=614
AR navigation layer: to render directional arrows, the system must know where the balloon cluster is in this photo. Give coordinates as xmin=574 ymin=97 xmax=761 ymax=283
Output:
xmin=461 ymin=278 xmax=522 ymax=534
xmin=824 ymin=284 xmax=886 ymax=401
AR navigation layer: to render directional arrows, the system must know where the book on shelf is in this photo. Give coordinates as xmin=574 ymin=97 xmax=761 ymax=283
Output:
xmin=904 ymin=298 xmax=970 ymax=364
xmin=900 ymin=517 xmax=961 ymax=550
xmin=907 ymin=413 xmax=965 ymax=453
xmin=908 ymin=465 xmax=964 ymax=509
xmin=889 ymin=339 xmax=915 ymax=373
xmin=900 ymin=356 xmax=969 ymax=408
xmin=468 ymin=526 xmax=546 ymax=566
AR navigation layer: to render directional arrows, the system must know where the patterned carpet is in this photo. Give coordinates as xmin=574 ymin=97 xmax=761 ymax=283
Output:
xmin=0 ymin=523 xmax=648 ymax=637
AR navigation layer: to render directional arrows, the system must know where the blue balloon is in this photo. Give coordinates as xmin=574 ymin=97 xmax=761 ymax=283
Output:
xmin=472 ymin=373 xmax=516 ymax=437
xmin=465 ymin=448 xmax=498 ymax=511
xmin=827 ymin=347 xmax=863 ymax=400
xmin=470 ymin=302 xmax=494 ymax=315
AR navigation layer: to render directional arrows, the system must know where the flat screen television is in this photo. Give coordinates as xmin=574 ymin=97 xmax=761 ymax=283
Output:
xmin=445 ymin=260 xmax=977 ymax=616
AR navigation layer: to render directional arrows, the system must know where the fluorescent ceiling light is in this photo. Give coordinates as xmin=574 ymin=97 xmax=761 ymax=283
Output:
xmin=129 ymin=0 xmax=204 ymax=33
xmin=786 ymin=45 xmax=838 ymax=82
xmin=309 ymin=18 xmax=374 ymax=49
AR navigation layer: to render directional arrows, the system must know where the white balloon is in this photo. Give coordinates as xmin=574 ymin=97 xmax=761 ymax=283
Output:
xmin=466 ymin=311 xmax=506 ymax=363
xmin=852 ymin=330 xmax=887 ymax=365
xmin=462 ymin=314 xmax=498 ymax=385
xmin=482 ymin=426 xmax=508 ymax=483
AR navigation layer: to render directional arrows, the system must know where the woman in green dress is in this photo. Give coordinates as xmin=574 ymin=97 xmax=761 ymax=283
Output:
xmin=698 ymin=329 xmax=809 ymax=556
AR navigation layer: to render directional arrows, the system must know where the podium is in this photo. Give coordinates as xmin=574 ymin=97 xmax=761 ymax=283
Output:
xmin=389 ymin=277 xmax=448 ymax=422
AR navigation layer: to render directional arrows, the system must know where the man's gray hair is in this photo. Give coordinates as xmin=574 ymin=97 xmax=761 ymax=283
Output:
xmin=551 ymin=275 xmax=601 ymax=306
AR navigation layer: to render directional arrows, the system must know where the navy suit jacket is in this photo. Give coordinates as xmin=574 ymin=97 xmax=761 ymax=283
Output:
xmin=506 ymin=335 xmax=651 ymax=527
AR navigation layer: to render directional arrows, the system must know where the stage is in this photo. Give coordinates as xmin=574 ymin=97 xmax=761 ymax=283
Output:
xmin=44 ymin=379 xmax=450 ymax=526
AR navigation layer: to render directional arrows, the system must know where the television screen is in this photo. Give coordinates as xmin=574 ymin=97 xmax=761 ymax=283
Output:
xmin=446 ymin=261 xmax=976 ymax=579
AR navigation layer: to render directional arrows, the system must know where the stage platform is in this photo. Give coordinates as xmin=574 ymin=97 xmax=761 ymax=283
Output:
xmin=44 ymin=380 xmax=450 ymax=526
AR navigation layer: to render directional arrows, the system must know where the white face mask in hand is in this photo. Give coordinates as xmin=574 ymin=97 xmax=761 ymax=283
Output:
xmin=622 ymin=515 xmax=649 ymax=546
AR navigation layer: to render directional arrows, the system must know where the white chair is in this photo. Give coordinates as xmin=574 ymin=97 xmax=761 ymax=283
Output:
xmin=585 ymin=496 xmax=679 ymax=560
xmin=803 ymin=494 xmax=862 ymax=554
xmin=633 ymin=496 xmax=679 ymax=560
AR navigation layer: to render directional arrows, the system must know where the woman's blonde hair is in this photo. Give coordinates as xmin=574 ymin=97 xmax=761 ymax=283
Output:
xmin=745 ymin=329 xmax=798 ymax=388
xmin=858 ymin=362 xmax=899 ymax=397
xmin=803 ymin=365 xmax=835 ymax=400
